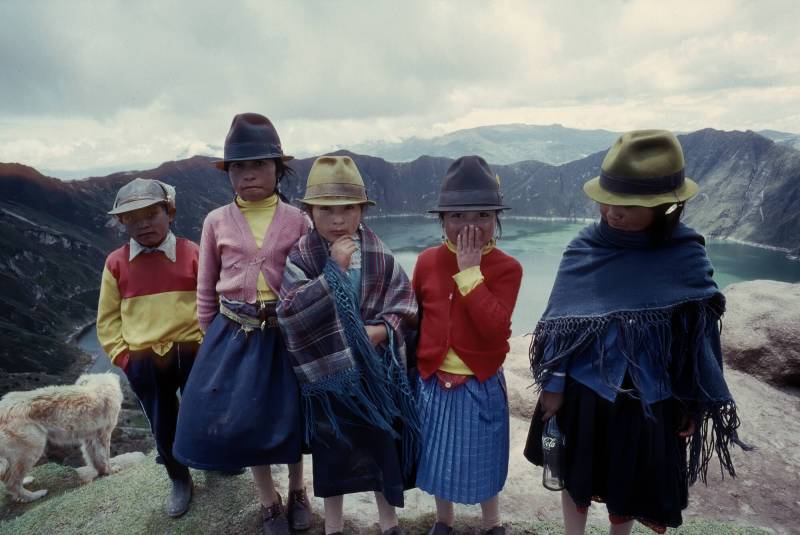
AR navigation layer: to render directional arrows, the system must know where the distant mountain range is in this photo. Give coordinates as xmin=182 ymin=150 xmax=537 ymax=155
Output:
xmin=345 ymin=123 xmax=622 ymax=165
xmin=1 ymin=127 xmax=798 ymax=393
xmin=757 ymin=129 xmax=800 ymax=151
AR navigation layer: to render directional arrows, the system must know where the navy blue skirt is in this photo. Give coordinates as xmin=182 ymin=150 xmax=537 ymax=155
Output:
xmin=173 ymin=313 xmax=303 ymax=470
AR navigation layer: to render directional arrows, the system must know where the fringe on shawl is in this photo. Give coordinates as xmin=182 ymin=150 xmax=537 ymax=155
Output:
xmin=300 ymin=261 xmax=420 ymax=477
xmin=529 ymin=298 xmax=751 ymax=485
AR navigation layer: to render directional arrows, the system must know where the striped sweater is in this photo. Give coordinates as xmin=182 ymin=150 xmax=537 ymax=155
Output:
xmin=96 ymin=237 xmax=203 ymax=363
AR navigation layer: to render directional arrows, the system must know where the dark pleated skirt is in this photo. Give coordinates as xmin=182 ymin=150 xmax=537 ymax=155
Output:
xmin=309 ymin=395 xmax=411 ymax=507
xmin=173 ymin=313 xmax=303 ymax=470
xmin=524 ymin=379 xmax=689 ymax=531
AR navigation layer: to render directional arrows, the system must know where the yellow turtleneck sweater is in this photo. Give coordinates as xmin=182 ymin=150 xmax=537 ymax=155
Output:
xmin=438 ymin=238 xmax=496 ymax=375
xmin=236 ymin=194 xmax=279 ymax=301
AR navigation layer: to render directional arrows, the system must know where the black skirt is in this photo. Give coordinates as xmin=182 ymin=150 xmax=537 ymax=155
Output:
xmin=309 ymin=396 xmax=413 ymax=507
xmin=524 ymin=379 xmax=689 ymax=531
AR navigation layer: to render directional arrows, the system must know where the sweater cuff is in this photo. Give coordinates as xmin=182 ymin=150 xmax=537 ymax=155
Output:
xmin=542 ymin=372 xmax=566 ymax=393
xmin=453 ymin=266 xmax=484 ymax=296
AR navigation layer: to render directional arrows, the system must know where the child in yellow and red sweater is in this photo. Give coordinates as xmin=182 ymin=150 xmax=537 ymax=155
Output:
xmin=96 ymin=177 xmax=202 ymax=518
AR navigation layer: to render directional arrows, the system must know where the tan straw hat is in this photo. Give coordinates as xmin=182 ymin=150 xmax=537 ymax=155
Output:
xmin=298 ymin=155 xmax=376 ymax=206
xmin=583 ymin=129 xmax=698 ymax=207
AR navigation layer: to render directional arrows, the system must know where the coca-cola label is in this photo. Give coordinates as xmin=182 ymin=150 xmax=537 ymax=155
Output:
xmin=542 ymin=437 xmax=558 ymax=450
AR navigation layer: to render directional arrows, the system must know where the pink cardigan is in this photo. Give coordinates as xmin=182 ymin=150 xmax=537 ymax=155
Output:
xmin=197 ymin=200 xmax=308 ymax=330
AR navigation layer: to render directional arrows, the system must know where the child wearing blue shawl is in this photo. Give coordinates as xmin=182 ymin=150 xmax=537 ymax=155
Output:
xmin=524 ymin=130 xmax=747 ymax=534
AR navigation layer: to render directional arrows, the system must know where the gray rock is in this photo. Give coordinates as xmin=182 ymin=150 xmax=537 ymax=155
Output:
xmin=722 ymin=280 xmax=800 ymax=387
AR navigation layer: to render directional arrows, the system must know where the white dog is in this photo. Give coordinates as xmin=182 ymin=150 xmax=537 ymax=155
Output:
xmin=0 ymin=373 xmax=123 ymax=502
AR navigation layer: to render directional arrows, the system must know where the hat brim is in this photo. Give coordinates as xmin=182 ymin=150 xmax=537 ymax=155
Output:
xmin=213 ymin=154 xmax=294 ymax=170
xmin=108 ymin=198 xmax=167 ymax=215
xmin=582 ymin=176 xmax=698 ymax=207
xmin=428 ymin=204 xmax=510 ymax=213
xmin=298 ymin=196 xmax=376 ymax=207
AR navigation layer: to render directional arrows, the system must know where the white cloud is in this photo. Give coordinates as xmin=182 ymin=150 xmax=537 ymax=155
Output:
xmin=0 ymin=0 xmax=798 ymax=175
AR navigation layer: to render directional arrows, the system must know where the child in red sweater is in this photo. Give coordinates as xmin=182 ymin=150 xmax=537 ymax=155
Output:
xmin=97 ymin=178 xmax=202 ymax=518
xmin=413 ymin=156 xmax=523 ymax=535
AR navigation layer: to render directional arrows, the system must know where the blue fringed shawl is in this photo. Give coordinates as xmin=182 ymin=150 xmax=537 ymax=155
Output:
xmin=277 ymin=225 xmax=420 ymax=474
xmin=531 ymin=220 xmax=747 ymax=484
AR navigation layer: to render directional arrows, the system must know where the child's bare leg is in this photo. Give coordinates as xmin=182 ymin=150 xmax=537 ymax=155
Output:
xmin=251 ymin=465 xmax=278 ymax=505
xmin=561 ymin=490 xmax=588 ymax=535
xmin=434 ymin=496 xmax=455 ymax=526
xmin=480 ymin=494 xmax=501 ymax=531
xmin=324 ymin=495 xmax=344 ymax=534
xmin=608 ymin=520 xmax=634 ymax=535
xmin=374 ymin=491 xmax=399 ymax=531
xmin=288 ymin=459 xmax=304 ymax=491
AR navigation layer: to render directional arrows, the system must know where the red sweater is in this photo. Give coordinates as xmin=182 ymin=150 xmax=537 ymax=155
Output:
xmin=413 ymin=244 xmax=522 ymax=382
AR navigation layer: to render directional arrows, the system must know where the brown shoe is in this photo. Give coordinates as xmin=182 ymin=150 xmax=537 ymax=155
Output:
xmin=287 ymin=487 xmax=312 ymax=531
xmin=484 ymin=527 xmax=506 ymax=535
xmin=382 ymin=527 xmax=405 ymax=535
xmin=261 ymin=494 xmax=289 ymax=535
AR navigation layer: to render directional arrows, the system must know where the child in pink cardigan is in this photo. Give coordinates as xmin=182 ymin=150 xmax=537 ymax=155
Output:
xmin=173 ymin=113 xmax=310 ymax=535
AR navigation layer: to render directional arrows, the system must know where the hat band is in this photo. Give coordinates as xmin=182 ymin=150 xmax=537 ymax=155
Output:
xmin=438 ymin=189 xmax=503 ymax=207
xmin=304 ymin=182 xmax=367 ymax=199
xmin=224 ymin=142 xmax=283 ymax=161
xmin=599 ymin=169 xmax=685 ymax=195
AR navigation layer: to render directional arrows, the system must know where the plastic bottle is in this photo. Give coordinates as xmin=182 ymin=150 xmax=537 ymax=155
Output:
xmin=541 ymin=416 xmax=565 ymax=491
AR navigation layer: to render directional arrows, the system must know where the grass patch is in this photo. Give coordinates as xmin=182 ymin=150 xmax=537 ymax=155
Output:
xmin=0 ymin=459 xmax=774 ymax=535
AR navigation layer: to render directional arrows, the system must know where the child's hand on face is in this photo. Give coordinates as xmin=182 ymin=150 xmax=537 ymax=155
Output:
xmin=456 ymin=225 xmax=483 ymax=271
xmin=331 ymin=235 xmax=357 ymax=271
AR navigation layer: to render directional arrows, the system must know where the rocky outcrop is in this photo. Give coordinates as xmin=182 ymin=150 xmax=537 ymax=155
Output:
xmin=722 ymin=280 xmax=800 ymax=387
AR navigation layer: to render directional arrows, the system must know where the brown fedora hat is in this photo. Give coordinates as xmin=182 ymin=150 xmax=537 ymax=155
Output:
xmin=213 ymin=113 xmax=293 ymax=170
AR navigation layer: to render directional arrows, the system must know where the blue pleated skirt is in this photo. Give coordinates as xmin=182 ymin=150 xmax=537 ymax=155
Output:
xmin=172 ymin=312 xmax=303 ymax=470
xmin=415 ymin=371 xmax=509 ymax=504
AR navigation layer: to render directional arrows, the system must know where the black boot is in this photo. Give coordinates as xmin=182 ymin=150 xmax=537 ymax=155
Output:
xmin=167 ymin=472 xmax=193 ymax=518
xmin=287 ymin=487 xmax=312 ymax=531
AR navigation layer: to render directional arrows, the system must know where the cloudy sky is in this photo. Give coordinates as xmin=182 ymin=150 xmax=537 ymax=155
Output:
xmin=1 ymin=0 xmax=799 ymax=177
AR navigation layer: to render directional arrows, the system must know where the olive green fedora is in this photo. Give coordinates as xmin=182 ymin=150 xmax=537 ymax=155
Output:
xmin=583 ymin=129 xmax=698 ymax=207
xmin=298 ymin=155 xmax=376 ymax=206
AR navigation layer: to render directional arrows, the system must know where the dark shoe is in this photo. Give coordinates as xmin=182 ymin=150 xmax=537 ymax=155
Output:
xmin=428 ymin=522 xmax=453 ymax=535
xmin=382 ymin=527 xmax=405 ymax=535
xmin=484 ymin=527 xmax=505 ymax=535
xmin=166 ymin=473 xmax=193 ymax=518
xmin=287 ymin=487 xmax=312 ymax=531
xmin=218 ymin=467 xmax=246 ymax=476
xmin=261 ymin=494 xmax=290 ymax=535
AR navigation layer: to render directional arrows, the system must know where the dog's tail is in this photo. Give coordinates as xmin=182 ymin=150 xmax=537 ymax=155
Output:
xmin=0 ymin=456 xmax=8 ymax=480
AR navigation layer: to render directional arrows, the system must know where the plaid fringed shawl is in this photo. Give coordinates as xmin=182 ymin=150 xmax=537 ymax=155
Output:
xmin=277 ymin=225 xmax=420 ymax=469
xmin=531 ymin=220 xmax=749 ymax=485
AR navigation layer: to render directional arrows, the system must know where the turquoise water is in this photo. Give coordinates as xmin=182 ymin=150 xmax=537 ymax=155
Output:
xmin=79 ymin=217 xmax=800 ymax=357
xmin=367 ymin=216 xmax=800 ymax=335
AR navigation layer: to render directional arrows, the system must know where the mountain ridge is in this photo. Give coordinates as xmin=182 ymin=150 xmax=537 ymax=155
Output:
xmin=1 ymin=127 xmax=798 ymax=392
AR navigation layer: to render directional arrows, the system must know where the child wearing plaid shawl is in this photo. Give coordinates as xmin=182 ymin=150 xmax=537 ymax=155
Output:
xmin=278 ymin=156 xmax=419 ymax=535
